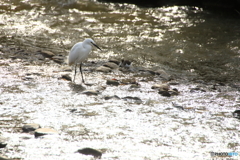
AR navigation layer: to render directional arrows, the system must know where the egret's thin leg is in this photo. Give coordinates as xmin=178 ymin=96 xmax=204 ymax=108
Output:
xmin=79 ymin=63 xmax=85 ymax=84
xmin=73 ymin=64 xmax=77 ymax=83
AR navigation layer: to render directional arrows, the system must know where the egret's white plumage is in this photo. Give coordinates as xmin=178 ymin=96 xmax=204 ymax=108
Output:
xmin=68 ymin=38 xmax=101 ymax=83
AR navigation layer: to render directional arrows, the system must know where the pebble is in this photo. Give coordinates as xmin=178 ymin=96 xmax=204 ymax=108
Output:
xmin=52 ymin=55 xmax=65 ymax=64
xmin=129 ymin=83 xmax=141 ymax=89
xmin=76 ymin=147 xmax=102 ymax=158
xmin=104 ymin=95 xmax=120 ymax=100
xmin=122 ymin=96 xmax=142 ymax=104
xmin=0 ymin=155 xmax=11 ymax=160
xmin=96 ymin=66 xmax=112 ymax=72
xmin=34 ymin=128 xmax=58 ymax=138
xmin=172 ymin=102 xmax=184 ymax=110
xmin=190 ymin=87 xmax=206 ymax=92
xmin=151 ymin=83 xmax=169 ymax=90
xmin=159 ymin=88 xmax=179 ymax=97
xmin=103 ymin=62 xmax=119 ymax=69
xmin=37 ymin=50 xmax=55 ymax=58
xmin=0 ymin=137 xmax=8 ymax=148
xmin=232 ymin=110 xmax=240 ymax=119
xmin=125 ymin=109 xmax=133 ymax=112
xmin=61 ymin=74 xmax=72 ymax=81
xmin=155 ymin=69 xmax=171 ymax=80
xmin=121 ymin=78 xmax=137 ymax=84
xmin=82 ymin=90 xmax=99 ymax=96
xmin=108 ymin=58 xmax=120 ymax=65
xmin=22 ymin=123 xmax=41 ymax=132
xmin=106 ymin=79 xmax=120 ymax=86
xmin=120 ymin=59 xmax=132 ymax=67
xmin=158 ymin=90 xmax=171 ymax=97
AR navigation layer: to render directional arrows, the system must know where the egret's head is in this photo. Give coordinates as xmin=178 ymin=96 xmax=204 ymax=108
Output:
xmin=84 ymin=38 xmax=101 ymax=51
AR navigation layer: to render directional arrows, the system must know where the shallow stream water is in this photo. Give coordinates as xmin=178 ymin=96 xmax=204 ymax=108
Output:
xmin=0 ymin=0 xmax=240 ymax=159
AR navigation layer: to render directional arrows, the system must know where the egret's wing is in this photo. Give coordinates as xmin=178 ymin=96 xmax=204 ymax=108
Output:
xmin=68 ymin=42 xmax=82 ymax=65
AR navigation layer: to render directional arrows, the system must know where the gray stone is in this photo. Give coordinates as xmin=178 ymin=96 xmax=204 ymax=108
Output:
xmin=104 ymin=95 xmax=120 ymax=100
xmin=22 ymin=123 xmax=41 ymax=132
xmin=34 ymin=128 xmax=58 ymax=138
xmin=0 ymin=155 xmax=11 ymax=160
xmin=52 ymin=55 xmax=65 ymax=64
xmin=155 ymin=69 xmax=171 ymax=80
xmin=106 ymin=79 xmax=120 ymax=86
xmin=38 ymin=50 xmax=55 ymax=58
xmin=76 ymin=148 xmax=102 ymax=158
xmin=61 ymin=74 xmax=72 ymax=81
xmin=108 ymin=59 xmax=120 ymax=65
xmin=0 ymin=137 xmax=8 ymax=148
xmin=82 ymin=90 xmax=99 ymax=95
xmin=96 ymin=66 xmax=112 ymax=72
xmin=103 ymin=62 xmax=119 ymax=69
xmin=151 ymin=84 xmax=169 ymax=90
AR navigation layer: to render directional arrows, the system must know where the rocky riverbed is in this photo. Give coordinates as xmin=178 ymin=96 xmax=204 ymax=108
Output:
xmin=1 ymin=45 xmax=240 ymax=159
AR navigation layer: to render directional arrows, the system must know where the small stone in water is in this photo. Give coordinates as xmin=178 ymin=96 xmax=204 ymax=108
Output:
xmin=108 ymin=58 xmax=120 ymax=65
xmin=106 ymin=79 xmax=120 ymax=86
xmin=34 ymin=128 xmax=58 ymax=138
xmin=103 ymin=62 xmax=119 ymax=69
xmin=104 ymin=95 xmax=120 ymax=100
xmin=158 ymin=90 xmax=171 ymax=97
xmin=232 ymin=110 xmax=240 ymax=119
xmin=0 ymin=137 xmax=8 ymax=148
xmin=172 ymin=102 xmax=184 ymax=110
xmin=82 ymin=90 xmax=99 ymax=95
xmin=76 ymin=147 xmax=102 ymax=158
xmin=96 ymin=66 xmax=112 ymax=72
xmin=151 ymin=83 xmax=169 ymax=90
xmin=22 ymin=123 xmax=41 ymax=132
xmin=0 ymin=155 xmax=11 ymax=160
xmin=61 ymin=74 xmax=72 ymax=81
xmin=37 ymin=50 xmax=55 ymax=58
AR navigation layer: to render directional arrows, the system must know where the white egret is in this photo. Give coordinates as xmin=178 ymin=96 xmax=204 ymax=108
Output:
xmin=68 ymin=38 xmax=101 ymax=83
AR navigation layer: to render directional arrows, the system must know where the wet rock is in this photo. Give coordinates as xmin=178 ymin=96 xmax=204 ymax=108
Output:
xmin=106 ymin=79 xmax=120 ymax=86
xmin=0 ymin=155 xmax=11 ymax=160
xmin=22 ymin=76 xmax=34 ymax=80
xmin=232 ymin=110 xmax=240 ymax=119
xmin=82 ymin=90 xmax=99 ymax=96
xmin=122 ymin=96 xmax=142 ymax=104
xmin=151 ymin=83 xmax=169 ymax=90
xmin=168 ymin=81 xmax=180 ymax=85
xmin=52 ymin=55 xmax=65 ymax=64
xmin=37 ymin=50 xmax=55 ymax=58
xmin=103 ymin=62 xmax=119 ymax=69
xmin=61 ymin=74 xmax=72 ymax=81
xmin=129 ymin=83 xmax=141 ymax=89
xmin=108 ymin=59 xmax=120 ymax=65
xmin=121 ymin=78 xmax=137 ymax=84
xmin=138 ymin=69 xmax=155 ymax=76
xmin=0 ymin=137 xmax=8 ymax=148
xmin=76 ymin=147 xmax=102 ymax=158
xmin=120 ymin=59 xmax=132 ymax=67
xmin=104 ymin=95 xmax=120 ymax=100
xmin=169 ymin=88 xmax=180 ymax=96
xmin=158 ymin=88 xmax=179 ymax=97
xmin=22 ymin=123 xmax=41 ymax=132
xmin=158 ymin=90 xmax=171 ymax=97
xmin=172 ymin=102 xmax=184 ymax=110
xmin=125 ymin=109 xmax=133 ymax=112
xmin=96 ymin=66 xmax=112 ymax=72
xmin=155 ymin=69 xmax=171 ymax=80
xmin=190 ymin=87 xmax=206 ymax=93
xmin=34 ymin=128 xmax=58 ymax=138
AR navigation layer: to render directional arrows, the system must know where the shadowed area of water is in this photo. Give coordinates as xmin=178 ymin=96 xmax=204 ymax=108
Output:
xmin=0 ymin=0 xmax=240 ymax=159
